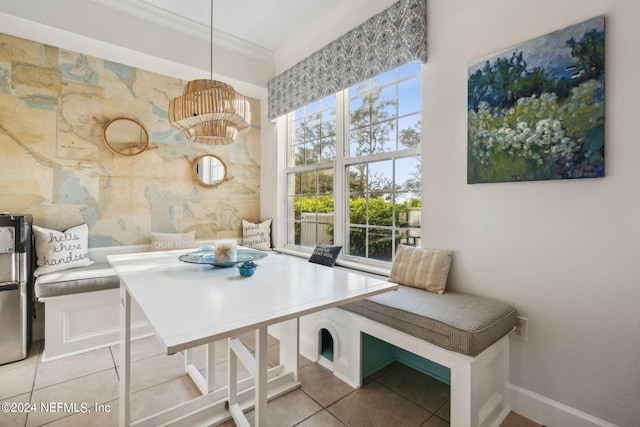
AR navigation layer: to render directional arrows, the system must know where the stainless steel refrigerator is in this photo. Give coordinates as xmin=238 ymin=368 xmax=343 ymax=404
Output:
xmin=0 ymin=214 xmax=34 ymax=365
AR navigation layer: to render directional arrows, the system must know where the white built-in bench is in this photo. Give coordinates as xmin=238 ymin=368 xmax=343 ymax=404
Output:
xmin=34 ymin=244 xmax=154 ymax=361
xmin=299 ymin=278 xmax=517 ymax=427
xmin=35 ymin=243 xmax=517 ymax=426
xmin=34 ymin=240 xmax=225 ymax=361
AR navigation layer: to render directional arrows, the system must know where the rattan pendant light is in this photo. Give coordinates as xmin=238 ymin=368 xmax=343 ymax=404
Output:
xmin=168 ymin=0 xmax=250 ymax=145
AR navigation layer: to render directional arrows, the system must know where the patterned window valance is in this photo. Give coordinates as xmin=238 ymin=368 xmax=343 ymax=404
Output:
xmin=268 ymin=0 xmax=427 ymax=120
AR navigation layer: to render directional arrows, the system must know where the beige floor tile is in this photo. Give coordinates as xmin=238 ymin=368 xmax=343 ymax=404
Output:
xmin=265 ymin=342 xmax=314 ymax=370
xmin=299 ymin=353 xmax=314 ymax=369
xmin=362 ymin=360 xmax=397 ymax=385
xmin=183 ymin=336 xmax=280 ymax=372
xmin=130 ymin=376 xmax=201 ymax=422
xmin=436 ymin=399 xmax=450 ymax=422
xmin=120 ymin=352 xmax=186 ymax=393
xmin=236 ymin=331 xmax=281 ymax=369
xmin=296 ymin=409 xmax=347 ymax=427
xmin=0 ymin=362 xmax=37 ymax=400
xmin=43 ymin=399 xmax=118 ymax=427
xmin=1 ymin=392 xmax=31 ymax=427
xmin=110 ymin=335 xmax=165 ymax=366
xmin=218 ymin=388 xmax=322 ymax=427
xmin=34 ymin=347 xmax=115 ymax=390
xmin=421 ymin=414 xmax=449 ymax=427
xmin=0 ymin=337 xmax=542 ymax=427
xmin=184 ymin=340 xmax=230 ymax=369
xmin=501 ymin=411 xmax=544 ymax=427
xmin=300 ymin=362 xmax=355 ymax=407
xmin=328 ymin=381 xmax=431 ymax=427
xmin=266 ymin=338 xmax=281 ymax=367
xmin=217 ymin=358 xmax=253 ymax=388
xmin=189 ymin=344 xmax=273 ymax=391
xmin=235 ymin=330 xmax=279 ymax=352
xmin=28 ymin=369 xmax=118 ymax=427
xmin=376 ymin=362 xmax=450 ymax=414
xmin=0 ymin=340 xmax=42 ymax=374
xmin=186 ymin=355 xmax=254 ymax=391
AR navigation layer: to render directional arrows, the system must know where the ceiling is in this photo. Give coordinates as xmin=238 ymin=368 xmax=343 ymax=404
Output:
xmin=93 ymin=0 xmax=397 ymax=69
xmin=0 ymin=0 xmax=398 ymax=86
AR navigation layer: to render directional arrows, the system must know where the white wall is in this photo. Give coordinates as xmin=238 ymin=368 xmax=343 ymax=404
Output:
xmin=423 ymin=1 xmax=640 ymax=426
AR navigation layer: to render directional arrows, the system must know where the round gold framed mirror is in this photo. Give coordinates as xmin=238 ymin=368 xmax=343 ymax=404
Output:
xmin=103 ymin=118 xmax=149 ymax=156
xmin=193 ymin=154 xmax=227 ymax=187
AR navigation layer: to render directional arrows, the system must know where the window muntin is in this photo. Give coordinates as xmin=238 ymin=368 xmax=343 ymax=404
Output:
xmin=285 ymin=62 xmax=421 ymax=264
xmin=349 ymin=63 xmax=422 ymax=157
xmin=346 ymin=155 xmax=421 ymax=262
xmin=287 ymin=167 xmax=335 ymax=247
xmin=291 ymin=95 xmax=336 ymax=167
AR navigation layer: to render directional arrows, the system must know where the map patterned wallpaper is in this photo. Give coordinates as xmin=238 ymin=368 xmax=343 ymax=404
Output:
xmin=0 ymin=32 xmax=261 ymax=247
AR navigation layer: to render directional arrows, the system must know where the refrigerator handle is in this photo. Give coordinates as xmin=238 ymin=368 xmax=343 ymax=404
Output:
xmin=0 ymin=282 xmax=19 ymax=291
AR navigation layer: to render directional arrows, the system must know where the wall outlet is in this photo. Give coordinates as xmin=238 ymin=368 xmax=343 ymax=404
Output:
xmin=512 ymin=316 xmax=528 ymax=342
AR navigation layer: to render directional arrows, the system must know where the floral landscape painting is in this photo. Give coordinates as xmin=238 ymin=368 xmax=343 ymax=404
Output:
xmin=467 ymin=16 xmax=605 ymax=183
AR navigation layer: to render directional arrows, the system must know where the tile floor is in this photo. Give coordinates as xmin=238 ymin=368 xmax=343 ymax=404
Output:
xmin=0 ymin=335 xmax=541 ymax=427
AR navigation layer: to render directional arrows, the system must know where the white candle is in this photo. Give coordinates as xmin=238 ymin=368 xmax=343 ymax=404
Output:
xmin=215 ymin=240 xmax=237 ymax=263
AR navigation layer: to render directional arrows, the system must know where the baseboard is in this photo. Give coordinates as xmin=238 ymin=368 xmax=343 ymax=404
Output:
xmin=508 ymin=383 xmax=617 ymax=427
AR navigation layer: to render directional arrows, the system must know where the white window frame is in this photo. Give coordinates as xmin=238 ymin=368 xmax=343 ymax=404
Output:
xmin=279 ymin=64 xmax=422 ymax=270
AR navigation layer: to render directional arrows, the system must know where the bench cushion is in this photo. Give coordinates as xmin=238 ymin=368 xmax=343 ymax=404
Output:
xmin=341 ymin=285 xmax=517 ymax=356
xmin=35 ymin=262 xmax=119 ymax=298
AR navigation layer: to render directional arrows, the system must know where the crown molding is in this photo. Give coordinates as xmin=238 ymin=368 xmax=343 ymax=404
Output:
xmin=92 ymin=0 xmax=274 ymax=64
xmin=0 ymin=11 xmax=268 ymax=97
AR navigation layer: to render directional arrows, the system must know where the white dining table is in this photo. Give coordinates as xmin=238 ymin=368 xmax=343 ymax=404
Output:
xmin=109 ymin=249 xmax=397 ymax=427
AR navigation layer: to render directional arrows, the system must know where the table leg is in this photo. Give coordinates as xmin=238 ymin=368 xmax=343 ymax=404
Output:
xmin=255 ymin=327 xmax=268 ymax=427
xmin=185 ymin=343 xmax=216 ymax=394
xmin=205 ymin=342 xmax=215 ymax=392
xmin=119 ymin=285 xmax=131 ymax=427
xmin=227 ymin=328 xmax=273 ymax=426
xmin=278 ymin=319 xmax=299 ymax=382
xmin=228 ymin=338 xmax=238 ymax=407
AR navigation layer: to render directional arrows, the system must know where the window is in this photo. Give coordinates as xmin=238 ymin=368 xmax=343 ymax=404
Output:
xmin=285 ymin=62 xmax=421 ymax=265
xmin=287 ymin=96 xmax=336 ymax=247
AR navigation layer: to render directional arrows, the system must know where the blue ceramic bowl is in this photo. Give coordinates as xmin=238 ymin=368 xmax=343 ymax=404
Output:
xmin=238 ymin=262 xmax=257 ymax=277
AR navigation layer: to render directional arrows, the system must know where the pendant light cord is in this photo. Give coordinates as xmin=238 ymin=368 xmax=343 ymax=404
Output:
xmin=210 ymin=0 xmax=213 ymax=80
